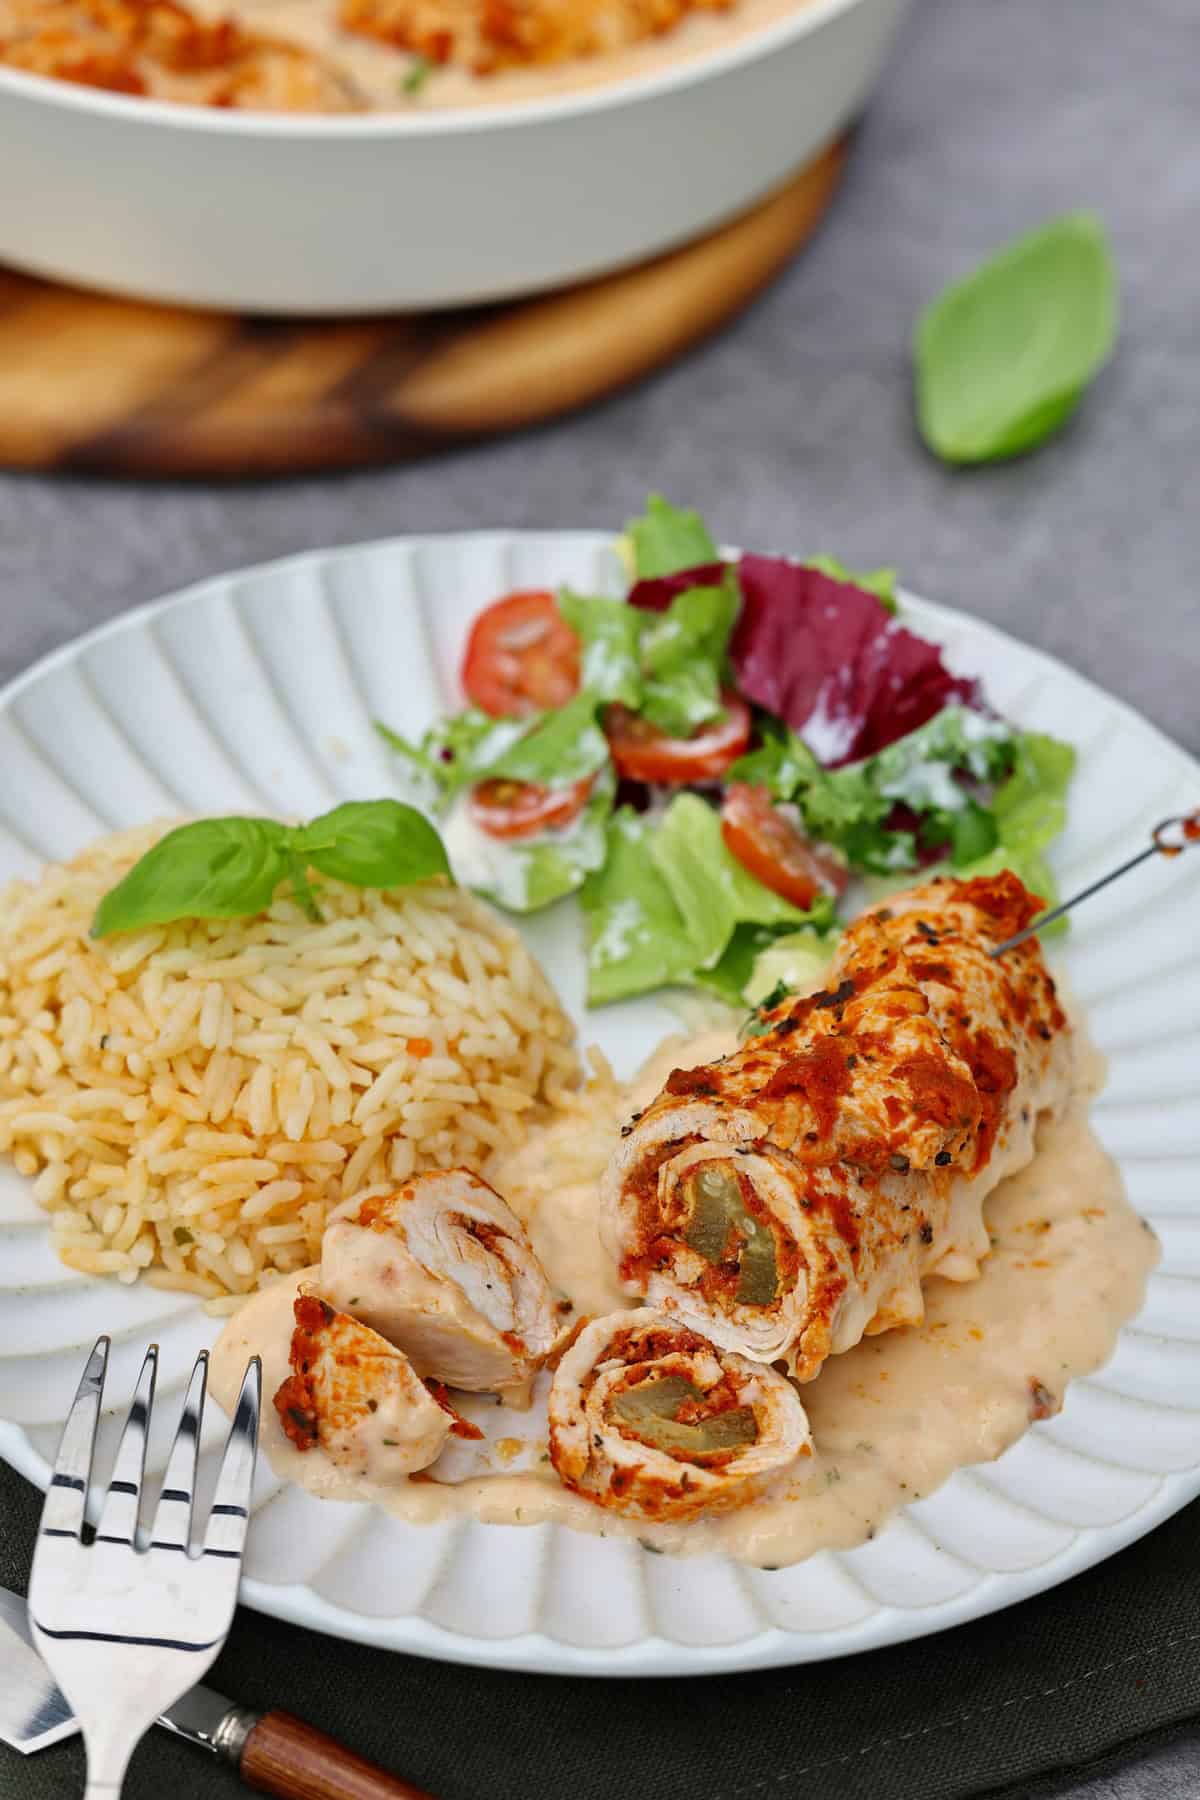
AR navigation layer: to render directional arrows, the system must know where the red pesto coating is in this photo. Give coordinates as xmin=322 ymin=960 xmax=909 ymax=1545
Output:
xmin=273 ymin=1292 xmax=481 ymax=1450
xmin=616 ymin=873 xmax=1068 ymax=1355
xmin=274 ymin=1293 xmax=335 ymax=1452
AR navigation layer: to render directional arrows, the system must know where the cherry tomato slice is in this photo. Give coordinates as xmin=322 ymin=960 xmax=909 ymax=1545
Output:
xmin=604 ymin=693 xmax=752 ymax=785
xmin=720 ymin=783 xmax=849 ymax=907
xmin=461 ymin=590 xmax=581 ymax=718
xmin=469 ymin=776 xmax=593 ymax=841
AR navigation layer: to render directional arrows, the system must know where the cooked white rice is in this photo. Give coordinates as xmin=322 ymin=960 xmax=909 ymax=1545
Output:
xmin=0 ymin=824 xmax=581 ymax=1309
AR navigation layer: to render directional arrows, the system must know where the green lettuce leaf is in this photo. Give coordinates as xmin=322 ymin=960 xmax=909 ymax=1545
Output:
xmin=581 ymin=809 xmax=699 ymax=1004
xmin=863 ymin=727 xmax=1076 ymax=928
xmin=726 ymin=723 xmax=823 ymax=801
xmin=556 ymin=591 xmax=643 ymax=707
xmin=804 ymin=556 xmax=898 ymax=612
xmin=953 ymin=729 xmax=1077 ymax=927
xmin=693 ymin=924 xmax=788 ymax=1007
xmin=581 ymin=797 xmax=835 ymax=1004
xmin=731 ymin=707 xmax=1020 ymax=878
xmin=741 ymin=927 xmax=838 ymax=1008
xmin=993 ymin=730 xmax=1076 ymax=851
xmin=558 ymin=571 xmax=740 ymax=737
xmin=727 ymin=723 xmax=902 ymax=866
xmin=944 ymin=798 xmax=999 ymax=867
xmin=692 ymin=921 xmax=837 ymax=1008
xmin=485 ymin=691 xmax=610 ymax=786
xmin=649 ymin=793 xmax=833 ymax=971
xmin=638 ymin=573 xmax=741 ymax=735
xmin=865 ymin=705 xmax=1013 ymax=810
xmin=624 ymin=494 xmax=718 ymax=578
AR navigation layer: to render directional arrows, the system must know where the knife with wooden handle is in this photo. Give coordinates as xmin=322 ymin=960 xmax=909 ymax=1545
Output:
xmin=0 ymin=1586 xmax=434 ymax=1798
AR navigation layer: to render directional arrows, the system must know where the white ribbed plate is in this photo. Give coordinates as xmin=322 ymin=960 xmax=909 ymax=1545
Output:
xmin=1 ymin=532 xmax=1197 ymax=1677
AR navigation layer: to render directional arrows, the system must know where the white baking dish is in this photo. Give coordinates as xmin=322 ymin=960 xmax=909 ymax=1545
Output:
xmin=0 ymin=0 xmax=909 ymax=314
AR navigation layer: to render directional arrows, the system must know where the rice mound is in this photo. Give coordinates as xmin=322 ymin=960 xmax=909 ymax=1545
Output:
xmin=0 ymin=825 xmax=580 ymax=1310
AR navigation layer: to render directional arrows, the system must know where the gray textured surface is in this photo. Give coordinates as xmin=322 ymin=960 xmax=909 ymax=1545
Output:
xmin=0 ymin=0 xmax=1196 ymax=1793
xmin=1061 ymin=1739 xmax=1200 ymax=1800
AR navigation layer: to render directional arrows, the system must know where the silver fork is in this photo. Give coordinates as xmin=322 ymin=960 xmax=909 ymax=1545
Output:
xmin=27 ymin=1337 xmax=261 ymax=1800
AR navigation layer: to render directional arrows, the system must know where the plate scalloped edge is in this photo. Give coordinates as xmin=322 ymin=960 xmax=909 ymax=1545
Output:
xmin=0 ymin=529 xmax=1196 ymax=1677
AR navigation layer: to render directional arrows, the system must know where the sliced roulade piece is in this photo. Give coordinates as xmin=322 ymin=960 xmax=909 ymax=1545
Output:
xmin=321 ymin=1168 xmax=556 ymax=1397
xmin=601 ymin=873 xmax=1073 ymax=1378
xmin=548 ymin=1310 xmax=811 ymax=1522
xmin=272 ymin=1294 xmax=461 ymax=1483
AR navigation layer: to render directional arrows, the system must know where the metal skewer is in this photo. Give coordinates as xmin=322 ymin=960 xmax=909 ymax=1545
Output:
xmin=989 ymin=809 xmax=1200 ymax=957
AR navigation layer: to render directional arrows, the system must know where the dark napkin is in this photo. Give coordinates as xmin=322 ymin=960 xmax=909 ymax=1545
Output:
xmin=1 ymin=1460 xmax=1197 ymax=1800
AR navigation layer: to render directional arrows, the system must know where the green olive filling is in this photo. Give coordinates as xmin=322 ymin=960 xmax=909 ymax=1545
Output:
xmin=681 ymin=1163 xmax=779 ymax=1306
xmin=609 ymin=1374 xmax=759 ymax=1456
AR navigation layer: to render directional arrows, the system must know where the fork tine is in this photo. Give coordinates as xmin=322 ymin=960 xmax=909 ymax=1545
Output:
xmin=94 ymin=1344 xmax=157 ymax=1545
xmin=148 ymin=1351 xmax=208 ymax=1551
xmin=202 ymin=1358 xmax=261 ymax=1562
xmin=40 ymin=1337 xmax=108 ymax=1541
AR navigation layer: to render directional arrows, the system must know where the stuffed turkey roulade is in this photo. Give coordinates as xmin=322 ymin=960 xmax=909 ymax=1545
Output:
xmin=549 ymin=1310 xmax=811 ymax=1522
xmin=272 ymin=1294 xmax=475 ymax=1482
xmin=321 ymin=1168 xmax=556 ymax=1398
xmin=601 ymin=873 xmax=1074 ymax=1379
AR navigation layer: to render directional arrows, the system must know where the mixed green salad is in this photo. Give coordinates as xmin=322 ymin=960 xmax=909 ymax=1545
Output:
xmin=378 ymin=497 xmax=1075 ymax=1008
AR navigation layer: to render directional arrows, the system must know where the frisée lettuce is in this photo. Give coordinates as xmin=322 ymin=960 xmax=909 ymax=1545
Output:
xmin=379 ymin=691 xmax=610 ymax=798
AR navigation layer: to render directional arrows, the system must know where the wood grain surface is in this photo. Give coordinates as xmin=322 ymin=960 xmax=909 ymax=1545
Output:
xmin=240 ymin=1709 xmax=437 ymax=1799
xmin=0 ymin=141 xmax=845 ymax=480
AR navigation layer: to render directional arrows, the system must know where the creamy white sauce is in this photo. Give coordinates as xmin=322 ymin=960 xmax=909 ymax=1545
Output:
xmin=441 ymin=786 xmax=604 ymax=911
xmin=442 ymin=799 xmax=537 ymax=913
xmin=192 ymin=0 xmax=819 ymax=111
xmin=211 ymin=1020 xmax=1158 ymax=1566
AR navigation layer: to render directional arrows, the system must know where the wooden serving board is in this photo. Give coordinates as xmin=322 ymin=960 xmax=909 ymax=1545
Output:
xmin=0 ymin=140 xmax=845 ymax=480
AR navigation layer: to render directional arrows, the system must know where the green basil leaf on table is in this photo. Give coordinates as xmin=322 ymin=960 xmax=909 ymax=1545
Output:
xmin=292 ymin=800 xmax=450 ymax=887
xmin=915 ymin=211 xmax=1117 ymax=464
xmin=91 ymin=818 xmax=292 ymax=937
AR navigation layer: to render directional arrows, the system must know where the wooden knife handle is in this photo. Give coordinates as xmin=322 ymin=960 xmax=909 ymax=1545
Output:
xmin=240 ymin=1708 xmax=436 ymax=1800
